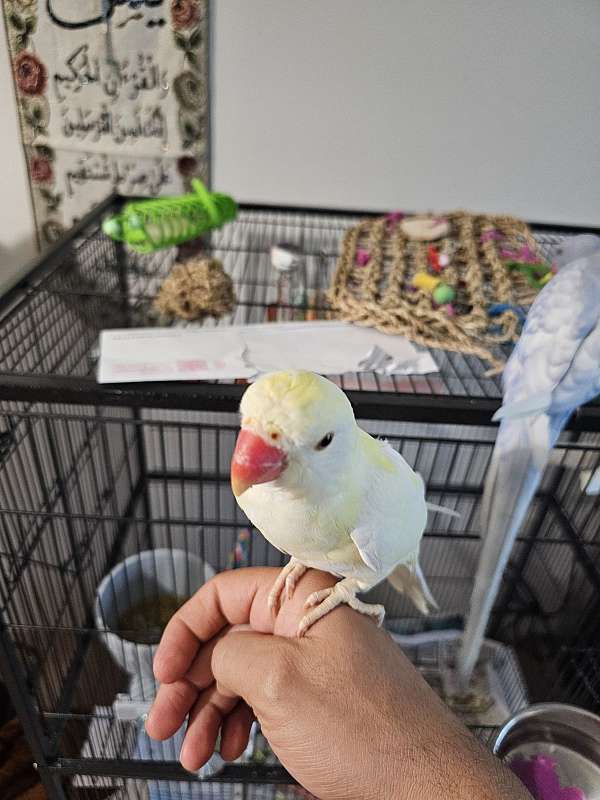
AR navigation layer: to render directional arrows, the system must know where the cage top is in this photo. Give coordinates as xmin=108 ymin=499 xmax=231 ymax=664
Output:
xmin=0 ymin=199 xmax=598 ymax=428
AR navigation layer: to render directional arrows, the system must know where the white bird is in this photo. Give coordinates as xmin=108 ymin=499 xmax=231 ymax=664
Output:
xmin=457 ymin=234 xmax=600 ymax=688
xmin=230 ymin=370 xmax=437 ymax=635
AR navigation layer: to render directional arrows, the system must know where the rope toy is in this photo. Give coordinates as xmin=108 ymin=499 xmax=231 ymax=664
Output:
xmin=328 ymin=212 xmax=545 ymax=371
xmin=153 ymin=258 xmax=236 ymax=321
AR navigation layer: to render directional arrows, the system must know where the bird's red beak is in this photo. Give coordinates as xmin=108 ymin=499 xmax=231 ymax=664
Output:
xmin=231 ymin=429 xmax=287 ymax=497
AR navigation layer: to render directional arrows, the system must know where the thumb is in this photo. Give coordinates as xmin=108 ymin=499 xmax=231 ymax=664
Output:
xmin=211 ymin=628 xmax=299 ymax=713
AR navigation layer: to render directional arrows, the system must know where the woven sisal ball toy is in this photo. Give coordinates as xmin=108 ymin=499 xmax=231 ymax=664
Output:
xmin=153 ymin=258 xmax=236 ymax=321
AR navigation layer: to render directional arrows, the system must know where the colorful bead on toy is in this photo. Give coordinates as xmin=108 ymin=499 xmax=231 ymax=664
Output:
xmin=488 ymin=303 xmax=527 ymax=324
xmin=500 ymin=245 xmax=539 ymax=264
xmin=427 ymin=245 xmax=450 ymax=273
xmin=385 ymin=211 xmax=404 ymax=230
xmin=412 ymin=272 xmax=456 ymax=304
xmin=356 ymin=248 xmax=371 ymax=266
xmin=433 ymin=285 xmax=455 ymax=304
xmin=505 ymin=260 xmax=553 ymax=290
xmin=427 ymin=245 xmax=440 ymax=272
xmin=480 ymin=229 xmax=504 ymax=243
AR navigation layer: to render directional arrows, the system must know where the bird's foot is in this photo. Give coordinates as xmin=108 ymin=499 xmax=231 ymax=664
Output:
xmin=268 ymin=560 xmax=307 ymax=614
xmin=298 ymin=582 xmax=385 ymax=637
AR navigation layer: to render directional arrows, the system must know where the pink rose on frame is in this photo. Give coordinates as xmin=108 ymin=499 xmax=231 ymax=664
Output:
xmin=14 ymin=52 xmax=47 ymax=96
xmin=30 ymin=156 xmax=53 ymax=184
xmin=171 ymin=0 xmax=200 ymax=30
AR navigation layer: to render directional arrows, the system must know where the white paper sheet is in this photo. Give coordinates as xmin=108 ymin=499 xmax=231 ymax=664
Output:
xmin=242 ymin=322 xmax=438 ymax=376
xmin=97 ymin=328 xmax=254 ymax=383
xmin=97 ymin=322 xmax=438 ymax=383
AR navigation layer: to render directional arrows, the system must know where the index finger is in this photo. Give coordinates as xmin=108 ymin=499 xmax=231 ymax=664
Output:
xmin=153 ymin=567 xmax=276 ymax=684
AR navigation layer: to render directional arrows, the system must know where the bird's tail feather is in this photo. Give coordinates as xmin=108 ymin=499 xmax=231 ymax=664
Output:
xmin=426 ymin=502 xmax=461 ymax=519
xmin=457 ymin=415 xmax=554 ymax=687
xmin=493 ymin=392 xmax=552 ymax=422
xmin=585 ymin=465 xmax=600 ymax=495
xmin=388 ymin=556 xmax=438 ymax=615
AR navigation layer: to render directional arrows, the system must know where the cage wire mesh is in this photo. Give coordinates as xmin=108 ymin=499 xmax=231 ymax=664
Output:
xmin=0 ymin=204 xmax=599 ymax=799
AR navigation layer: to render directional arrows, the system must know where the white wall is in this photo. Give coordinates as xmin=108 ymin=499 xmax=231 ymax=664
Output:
xmin=1 ymin=0 xmax=599 ymax=287
xmin=213 ymin=0 xmax=600 ymax=226
xmin=0 ymin=12 xmax=37 ymax=294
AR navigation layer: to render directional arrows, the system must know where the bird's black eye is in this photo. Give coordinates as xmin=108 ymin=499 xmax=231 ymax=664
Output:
xmin=316 ymin=432 xmax=334 ymax=450
xmin=556 ymin=247 xmax=563 ymax=255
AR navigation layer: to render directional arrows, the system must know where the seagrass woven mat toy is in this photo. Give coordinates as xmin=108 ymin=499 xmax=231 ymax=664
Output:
xmin=328 ymin=212 xmax=549 ymax=372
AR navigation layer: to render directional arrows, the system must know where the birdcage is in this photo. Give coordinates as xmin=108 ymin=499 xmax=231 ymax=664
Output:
xmin=0 ymin=198 xmax=599 ymax=800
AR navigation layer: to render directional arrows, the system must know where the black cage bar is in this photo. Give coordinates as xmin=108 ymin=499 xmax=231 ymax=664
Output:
xmin=1 ymin=200 xmax=599 ymax=799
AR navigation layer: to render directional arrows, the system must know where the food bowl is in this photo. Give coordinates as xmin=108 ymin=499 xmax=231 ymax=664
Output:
xmin=495 ymin=703 xmax=600 ymax=800
xmin=95 ymin=549 xmax=215 ymax=695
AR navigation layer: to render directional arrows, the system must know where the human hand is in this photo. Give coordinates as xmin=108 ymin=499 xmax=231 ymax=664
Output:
xmin=146 ymin=567 xmax=529 ymax=800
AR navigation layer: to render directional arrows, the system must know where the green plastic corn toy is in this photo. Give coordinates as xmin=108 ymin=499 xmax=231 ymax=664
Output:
xmin=102 ymin=179 xmax=238 ymax=254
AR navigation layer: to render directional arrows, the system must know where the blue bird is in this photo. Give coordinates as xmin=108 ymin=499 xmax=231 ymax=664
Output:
xmin=457 ymin=234 xmax=600 ymax=688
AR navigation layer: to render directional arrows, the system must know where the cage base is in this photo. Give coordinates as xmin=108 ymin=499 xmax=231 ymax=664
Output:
xmin=388 ymin=627 xmax=528 ymax=729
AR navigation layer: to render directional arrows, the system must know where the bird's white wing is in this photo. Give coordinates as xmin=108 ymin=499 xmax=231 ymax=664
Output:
xmin=501 ymin=255 xmax=600 ymax=414
xmin=349 ymin=436 xmax=427 ymax=580
xmin=458 ymin=254 xmax=600 ymax=687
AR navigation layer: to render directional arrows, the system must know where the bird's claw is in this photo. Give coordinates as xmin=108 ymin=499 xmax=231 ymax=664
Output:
xmin=298 ymin=583 xmax=385 ymax=636
xmin=267 ymin=590 xmax=280 ymax=615
xmin=284 ymin=571 xmax=298 ymax=601
xmin=359 ymin=602 xmax=385 ymax=627
xmin=304 ymin=587 xmax=333 ymax=608
xmin=268 ymin=561 xmax=307 ymax=615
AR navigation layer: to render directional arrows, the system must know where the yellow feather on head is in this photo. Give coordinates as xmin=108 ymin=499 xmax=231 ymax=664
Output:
xmin=240 ymin=370 xmax=355 ymax=445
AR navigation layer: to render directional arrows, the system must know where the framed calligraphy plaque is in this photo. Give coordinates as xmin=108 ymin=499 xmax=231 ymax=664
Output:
xmin=4 ymin=0 xmax=209 ymax=247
